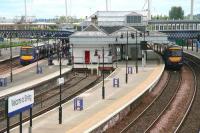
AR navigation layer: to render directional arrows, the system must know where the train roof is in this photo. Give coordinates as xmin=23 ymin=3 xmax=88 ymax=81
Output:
xmin=167 ymin=45 xmax=182 ymax=50
xmin=21 ymin=46 xmax=32 ymax=49
xmin=21 ymin=40 xmax=55 ymax=48
xmin=33 ymin=42 xmax=50 ymax=47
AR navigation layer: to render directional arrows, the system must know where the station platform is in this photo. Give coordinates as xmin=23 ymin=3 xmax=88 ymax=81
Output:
xmin=0 ymin=47 xmax=20 ymax=62
xmin=10 ymin=56 xmax=165 ymax=133
xmin=0 ymin=59 xmax=71 ymax=98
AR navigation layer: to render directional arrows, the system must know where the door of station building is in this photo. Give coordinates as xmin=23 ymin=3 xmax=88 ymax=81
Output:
xmin=85 ymin=50 xmax=90 ymax=64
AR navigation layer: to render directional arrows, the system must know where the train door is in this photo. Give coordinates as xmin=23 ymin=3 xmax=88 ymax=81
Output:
xmin=85 ymin=50 xmax=90 ymax=64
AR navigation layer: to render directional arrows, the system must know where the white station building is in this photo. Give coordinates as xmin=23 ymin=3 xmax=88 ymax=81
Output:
xmin=70 ymin=11 xmax=169 ymax=64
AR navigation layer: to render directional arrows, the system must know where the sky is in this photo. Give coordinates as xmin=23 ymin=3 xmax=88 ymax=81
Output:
xmin=0 ymin=0 xmax=199 ymax=18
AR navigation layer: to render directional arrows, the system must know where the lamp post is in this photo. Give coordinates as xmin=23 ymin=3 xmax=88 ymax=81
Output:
xmin=125 ymin=31 xmax=128 ymax=83
xmin=98 ymin=54 xmax=101 ymax=75
xmin=102 ymin=47 xmax=105 ymax=99
xmin=94 ymin=47 xmax=112 ymax=99
xmin=59 ymin=43 xmax=63 ymax=124
xmin=136 ymin=31 xmax=138 ymax=74
xmin=9 ymin=34 xmax=13 ymax=82
xmin=115 ymin=38 xmax=120 ymax=68
xmin=48 ymin=36 xmax=50 ymax=58
xmin=120 ymin=31 xmax=134 ymax=83
xmin=36 ymin=36 xmax=39 ymax=73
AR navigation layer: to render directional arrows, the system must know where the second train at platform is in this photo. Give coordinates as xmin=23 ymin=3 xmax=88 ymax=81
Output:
xmin=20 ymin=41 xmax=56 ymax=65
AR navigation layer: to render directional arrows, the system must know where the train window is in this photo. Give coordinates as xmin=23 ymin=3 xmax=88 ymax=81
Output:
xmin=169 ymin=50 xmax=182 ymax=57
xmin=21 ymin=48 xmax=33 ymax=56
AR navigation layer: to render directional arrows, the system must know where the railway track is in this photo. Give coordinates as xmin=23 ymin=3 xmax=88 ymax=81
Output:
xmin=145 ymin=65 xmax=196 ymax=133
xmin=0 ymin=58 xmax=21 ymax=75
xmin=119 ymin=70 xmax=182 ymax=133
xmin=176 ymin=54 xmax=200 ymax=133
xmin=0 ymin=71 xmax=105 ymax=132
xmin=107 ymin=55 xmax=199 ymax=133
xmin=106 ymin=70 xmax=170 ymax=133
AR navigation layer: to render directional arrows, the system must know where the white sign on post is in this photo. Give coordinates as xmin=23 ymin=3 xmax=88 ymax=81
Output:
xmin=58 ymin=77 xmax=64 ymax=85
xmin=8 ymin=90 xmax=34 ymax=117
xmin=36 ymin=49 xmax=39 ymax=54
xmin=117 ymin=48 xmax=120 ymax=52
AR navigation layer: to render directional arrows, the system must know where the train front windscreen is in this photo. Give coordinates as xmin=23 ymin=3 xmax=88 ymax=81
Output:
xmin=21 ymin=47 xmax=33 ymax=56
xmin=168 ymin=50 xmax=182 ymax=57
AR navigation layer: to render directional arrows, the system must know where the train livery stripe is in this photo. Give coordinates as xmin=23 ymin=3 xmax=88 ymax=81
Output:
xmin=169 ymin=48 xmax=182 ymax=50
xmin=20 ymin=56 xmax=34 ymax=61
xmin=21 ymin=46 xmax=33 ymax=49
xmin=168 ymin=57 xmax=182 ymax=62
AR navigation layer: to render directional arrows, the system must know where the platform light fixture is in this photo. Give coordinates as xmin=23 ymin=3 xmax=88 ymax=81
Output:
xmin=115 ymin=38 xmax=119 ymax=68
xmin=102 ymin=47 xmax=105 ymax=99
xmin=59 ymin=42 xmax=63 ymax=124
xmin=94 ymin=47 xmax=111 ymax=99
xmin=36 ymin=36 xmax=39 ymax=74
xmin=136 ymin=31 xmax=138 ymax=74
xmin=9 ymin=33 xmax=13 ymax=82
xmin=120 ymin=31 xmax=134 ymax=83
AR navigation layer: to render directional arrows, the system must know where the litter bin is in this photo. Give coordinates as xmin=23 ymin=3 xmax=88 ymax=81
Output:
xmin=36 ymin=67 xmax=43 ymax=74
xmin=48 ymin=56 xmax=53 ymax=65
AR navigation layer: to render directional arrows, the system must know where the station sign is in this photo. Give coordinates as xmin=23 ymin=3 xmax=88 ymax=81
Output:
xmin=57 ymin=77 xmax=65 ymax=85
xmin=36 ymin=49 xmax=39 ymax=54
xmin=117 ymin=47 xmax=120 ymax=56
xmin=117 ymin=47 xmax=120 ymax=52
xmin=8 ymin=90 xmax=34 ymax=117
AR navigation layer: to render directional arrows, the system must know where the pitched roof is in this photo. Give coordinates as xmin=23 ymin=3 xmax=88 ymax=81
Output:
xmin=83 ymin=24 xmax=99 ymax=31
xmin=110 ymin=26 xmax=140 ymax=36
xmin=100 ymin=26 xmax=123 ymax=34
xmin=70 ymin=24 xmax=108 ymax=37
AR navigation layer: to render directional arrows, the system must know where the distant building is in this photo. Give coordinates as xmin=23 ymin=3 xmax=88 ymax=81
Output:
xmin=70 ymin=11 xmax=168 ymax=65
xmin=148 ymin=20 xmax=200 ymax=31
xmin=70 ymin=23 xmax=168 ymax=64
xmin=81 ymin=11 xmax=148 ymax=31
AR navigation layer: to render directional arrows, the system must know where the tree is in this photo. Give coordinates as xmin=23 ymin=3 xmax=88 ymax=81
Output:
xmin=169 ymin=6 xmax=184 ymax=20
xmin=57 ymin=16 xmax=67 ymax=24
xmin=152 ymin=15 xmax=169 ymax=20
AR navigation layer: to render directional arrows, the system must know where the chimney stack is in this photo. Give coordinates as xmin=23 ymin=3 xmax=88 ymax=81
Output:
xmin=91 ymin=15 xmax=98 ymax=25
